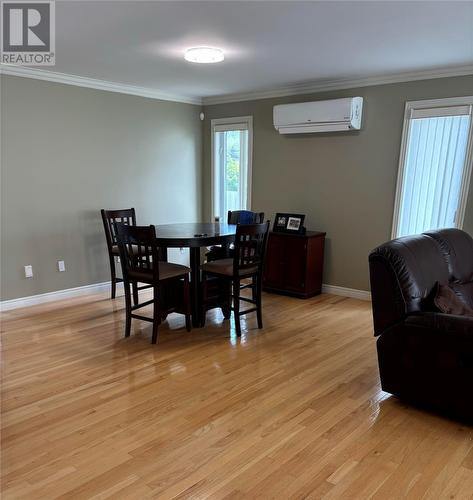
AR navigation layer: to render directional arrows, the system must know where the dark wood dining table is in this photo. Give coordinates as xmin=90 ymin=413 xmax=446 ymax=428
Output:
xmin=155 ymin=222 xmax=237 ymax=327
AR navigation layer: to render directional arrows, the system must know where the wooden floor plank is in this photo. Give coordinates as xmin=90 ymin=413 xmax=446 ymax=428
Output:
xmin=1 ymin=290 xmax=472 ymax=499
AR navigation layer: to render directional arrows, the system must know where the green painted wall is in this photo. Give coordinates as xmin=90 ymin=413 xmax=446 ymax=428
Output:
xmin=202 ymin=75 xmax=473 ymax=291
xmin=0 ymin=75 xmax=203 ymax=300
xmin=2 ymin=74 xmax=472 ymax=300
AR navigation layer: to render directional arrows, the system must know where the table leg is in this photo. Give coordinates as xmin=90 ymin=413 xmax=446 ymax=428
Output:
xmin=159 ymin=247 xmax=168 ymax=262
xmin=189 ymin=247 xmax=201 ymax=328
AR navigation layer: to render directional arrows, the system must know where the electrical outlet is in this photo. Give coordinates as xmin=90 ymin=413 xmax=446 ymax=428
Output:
xmin=116 ymin=256 xmax=120 ymax=263
xmin=180 ymin=247 xmax=185 ymax=254
xmin=58 ymin=260 xmax=66 ymax=272
xmin=24 ymin=265 xmax=33 ymax=278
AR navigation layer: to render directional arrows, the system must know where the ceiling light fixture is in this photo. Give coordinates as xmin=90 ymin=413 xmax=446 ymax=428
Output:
xmin=184 ymin=47 xmax=224 ymax=64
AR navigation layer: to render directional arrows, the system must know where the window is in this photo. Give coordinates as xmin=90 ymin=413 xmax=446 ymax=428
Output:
xmin=211 ymin=116 xmax=253 ymax=221
xmin=392 ymin=97 xmax=473 ymax=238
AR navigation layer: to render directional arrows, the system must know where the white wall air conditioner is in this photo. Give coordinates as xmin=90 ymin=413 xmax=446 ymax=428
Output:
xmin=273 ymin=97 xmax=363 ymax=134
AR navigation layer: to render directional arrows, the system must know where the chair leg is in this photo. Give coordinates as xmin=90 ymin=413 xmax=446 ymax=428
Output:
xmin=200 ymin=272 xmax=207 ymax=328
xmin=256 ymin=274 xmax=263 ymax=329
xmin=233 ymin=278 xmax=241 ymax=336
xmin=252 ymin=275 xmax=257 ymax=302
xmin=221 ymin=278 xmax=231 ymax=320
xmin=151 ymin=285 xmax=160 ymax=344
xmin=109 ymin=255 xmax=117 ymax=299
xmin=124 ymin=281 xmax=132 ymax=337
xmin=132 ymin=282 xmax=139 ymax=306
xmin=184 ymin=275 xmax=191 ymax=332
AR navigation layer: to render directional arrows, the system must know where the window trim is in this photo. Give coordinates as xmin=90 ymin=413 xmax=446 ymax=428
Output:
xmin=391 ymin=96 xmax=473 ymax=239
xmin=210 ymin=116 xmax=253 ymax=220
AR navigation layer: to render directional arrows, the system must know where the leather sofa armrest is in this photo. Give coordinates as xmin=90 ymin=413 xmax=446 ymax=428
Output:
xmin=379 ymin=313 xmax=473 ymax=357
xmin=404 ymin=312 xmax=473 ymax=337
xmin=376 ymin=312 xmax=473 ymax=418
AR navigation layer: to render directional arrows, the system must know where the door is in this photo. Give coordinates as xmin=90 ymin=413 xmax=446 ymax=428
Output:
xmin=211 ymin=117 xmax=253 ymax=221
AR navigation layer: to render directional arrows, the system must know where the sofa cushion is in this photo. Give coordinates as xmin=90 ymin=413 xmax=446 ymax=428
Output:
xmin=202 ymin=258 xmax=257 ymax=277
xmin=128 ymin=261 xmax=190 ymax=283
xmin=434 ymin=283 xmax=473 ymax=317
xmin=450 ymin=282 xmax=473 ymax=309
xmin=424 ymin=228 xmax=473 ymax=307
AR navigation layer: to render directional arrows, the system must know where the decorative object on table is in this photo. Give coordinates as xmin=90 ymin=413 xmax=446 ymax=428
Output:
xmin=201 ymin=221 xmax=270 ymax=336
xmin=115 ymin=223 xmax=191 ymax=344
xmin=272 ymin=213 xmax=306 ymax=234
xmin=263 ymin=230 xmax=326 ymax=298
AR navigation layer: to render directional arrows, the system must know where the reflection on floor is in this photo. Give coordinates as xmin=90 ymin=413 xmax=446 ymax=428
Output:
xmin=2 ymin=290 xmax=473 ymax=498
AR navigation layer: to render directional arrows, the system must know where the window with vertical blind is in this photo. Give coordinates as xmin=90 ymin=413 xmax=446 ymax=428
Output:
xmin=392 ymin=97 xmax=473 ymax=238
xmin=211 ymin=116 xmax=253 ymax=221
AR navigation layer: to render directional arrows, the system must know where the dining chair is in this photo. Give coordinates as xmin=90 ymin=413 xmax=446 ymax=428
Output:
xmin=101 ymin=208 xmax=154 ymax=304
xmin=115 ymin=223 xmax=191 ymax=344
xmin=228 ymin=210 xmax=265 ymax=225
xmin=206 ymin=210 xmax=265 ymax=262
xmin=101 ymin=208 xmax=135 ymax=300
xmin=201 ymin=221 xmax=270 ymax=336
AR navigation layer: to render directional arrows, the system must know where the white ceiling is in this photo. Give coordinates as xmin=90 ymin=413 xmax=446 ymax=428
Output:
xmin=10 ymin=1 xmax=473 ymax=102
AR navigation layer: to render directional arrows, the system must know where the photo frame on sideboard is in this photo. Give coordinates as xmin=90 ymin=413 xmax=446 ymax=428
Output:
xmin=273 ymin=213 xmax=306 ymax=234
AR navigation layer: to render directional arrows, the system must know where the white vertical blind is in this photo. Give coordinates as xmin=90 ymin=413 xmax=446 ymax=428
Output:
xmin=396 ymin=113 xmax=471 ymax=237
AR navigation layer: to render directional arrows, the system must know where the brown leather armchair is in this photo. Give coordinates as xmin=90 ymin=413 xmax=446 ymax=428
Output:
xmin=369 ymin=228 xmax=473 ymax=418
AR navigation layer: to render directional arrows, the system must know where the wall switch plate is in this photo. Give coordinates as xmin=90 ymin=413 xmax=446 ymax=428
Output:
xmin=24 ymin=265 xmax=33 ymax=278
xmin=58 ymin=260 xmax=66 ymax=272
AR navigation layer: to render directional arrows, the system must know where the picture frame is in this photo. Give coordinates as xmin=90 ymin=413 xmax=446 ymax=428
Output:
xmin=273 ymin=213 xmax=306 ymax=234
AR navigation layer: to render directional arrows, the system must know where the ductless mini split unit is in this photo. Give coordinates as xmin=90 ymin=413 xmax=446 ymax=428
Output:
xmin=273 ymin=97 xmax=363 ymax=134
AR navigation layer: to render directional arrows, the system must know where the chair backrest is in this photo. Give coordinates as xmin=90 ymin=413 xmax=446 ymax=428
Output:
xmin=101 ymin=208 xmax=136 ymax=251
xmin=233 ymin=221 xmax=270 ymax=274
xmin=115 ymin=224 xmax=160 ymax=282
xmin=227 ymin=210 xmax=265 ymax=225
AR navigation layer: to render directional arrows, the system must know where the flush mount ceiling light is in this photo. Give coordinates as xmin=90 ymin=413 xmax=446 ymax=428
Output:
xmin=184 ymin=47 xmax=224 ymax=64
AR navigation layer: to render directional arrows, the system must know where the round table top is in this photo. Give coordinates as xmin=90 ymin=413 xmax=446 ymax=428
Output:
xmin=154 ymin=222 xmax=237 ymax=247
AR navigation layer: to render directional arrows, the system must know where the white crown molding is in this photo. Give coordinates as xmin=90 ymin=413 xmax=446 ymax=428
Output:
xmin=0 ymin=280 xmax=369 ymax=311
xmin=322 ymin=284 xmax=371 ymax=301
xmin=2 ymin=64 xmax=472 ymax=108
xmin=202 ymin=65 xmax=473 ymax=105
xmin=0 ymin=65 xmax=202 ymax=105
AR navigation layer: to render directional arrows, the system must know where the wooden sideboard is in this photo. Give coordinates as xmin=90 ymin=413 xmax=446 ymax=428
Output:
xmin=263 ymin=230 xmax=326 ymax=298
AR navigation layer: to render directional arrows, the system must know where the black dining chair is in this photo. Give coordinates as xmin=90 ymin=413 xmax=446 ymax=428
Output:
xmin=101 ymin=208 xmax=134 ymax=299
xmin=206 ymin=210 xmax=265 ymax=262
xmin=101 ymin=208 xmax=155 ymax=304
xmin=115 ymin=224 xmax=191 ymax=344
xmin=228 ymin=210 xmax=265 ymax=225
xmin=201 ymin=221 xmax=270 ymax=336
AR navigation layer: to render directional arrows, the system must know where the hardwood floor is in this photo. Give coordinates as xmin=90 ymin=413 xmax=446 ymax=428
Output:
xmin=1 ymin=290 xmax=473 ymax=499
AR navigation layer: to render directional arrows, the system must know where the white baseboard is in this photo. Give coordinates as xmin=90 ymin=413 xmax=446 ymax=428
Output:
xmin=1 ymin=280 xmax=370 ymax=312
xmin=322 ymin=284 xmax=371 ymax=301
xmin=0 ymin=281 xmax=120 ymax=312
